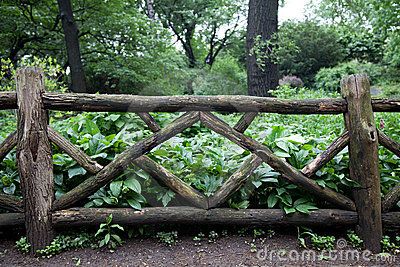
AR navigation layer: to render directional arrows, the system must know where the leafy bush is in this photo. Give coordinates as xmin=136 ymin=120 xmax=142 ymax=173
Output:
xmin=314 ymin=60 xmax=384 ymax=92
xmin=191 ymin=54 xmax=247 ymax=95
xmin=0 ymin=56 xmax=67 ymax=92
xmin=276 ymin=21 xmax=345 ymax=84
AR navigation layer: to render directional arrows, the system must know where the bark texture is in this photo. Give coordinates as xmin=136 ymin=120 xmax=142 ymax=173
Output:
xmin=341 ymin=74 xmax=382 ymax=253
xmin=57 ymin=0 xmax=87 ymax=93
xmin=16 ymin=67 xmax=54 ymax=253
xmin=246 ymin=0 xmax=279 ymax=96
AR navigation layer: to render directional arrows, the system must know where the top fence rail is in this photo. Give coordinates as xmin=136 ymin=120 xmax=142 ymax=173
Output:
xmin=0 ymin=92 xmax=399 ymax=113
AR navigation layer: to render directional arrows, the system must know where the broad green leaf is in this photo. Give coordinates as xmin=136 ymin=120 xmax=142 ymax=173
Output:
xmin=127 ymin=198 xmax=141 ymax=210
xmin=110 ymin=181 xmax=123 ymax=197
xmin=68 ymin=166 xmax=87 ymax=179
xmin=124 ymin=178 xmax=141 ymax=193
xmin=267 ymin=193 xmax=278 ymax=208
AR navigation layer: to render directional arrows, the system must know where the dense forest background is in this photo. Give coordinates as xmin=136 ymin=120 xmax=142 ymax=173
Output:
xmin=0 ymin=0 xmax=399 ymax=98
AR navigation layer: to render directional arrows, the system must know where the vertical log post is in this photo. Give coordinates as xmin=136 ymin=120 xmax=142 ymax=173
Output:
xmin=16 ymin=67 xmax=54 ymax=253
xmin=341 ymin=74 xmax=382 ymax=253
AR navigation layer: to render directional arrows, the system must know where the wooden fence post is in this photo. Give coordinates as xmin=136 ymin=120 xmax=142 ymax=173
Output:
xmin=16 ymin=67 xmax=54 ymax=253
xmin=341 ymin=74 xmax=382 ymax=253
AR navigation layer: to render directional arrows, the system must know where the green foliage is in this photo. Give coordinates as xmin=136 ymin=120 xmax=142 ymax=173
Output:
xmin=346 ymin=230 xmax=363 ymax=248
xmin=35 ymin=232 xmax=95 ymax=258
xmin=156 ymin=231 xmax=178 ymax=246
xmin=276 ymin=21 xmax=345 ymax=84
xmin=381 ymin=235 xmax=400 ymax=253
xmin=298 ymin=228 xmax=336 ymax=251
xmin=0 ymin=57 xmax=66 ymax=92
xmin=315 ymin=60 xmax=384 ymax=92
xmin=95 ymin=214 xmax=124 ymax=250
xmin=15 ymin=237 xmax=30 ymax=254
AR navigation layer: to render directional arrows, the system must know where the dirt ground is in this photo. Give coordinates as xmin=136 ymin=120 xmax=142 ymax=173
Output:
xmin=0 ymin=228 xmax=398 ymax=267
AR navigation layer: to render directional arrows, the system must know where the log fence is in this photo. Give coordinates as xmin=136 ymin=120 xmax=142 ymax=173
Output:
xmin=0 ymin=68 xmax=399 ymax=254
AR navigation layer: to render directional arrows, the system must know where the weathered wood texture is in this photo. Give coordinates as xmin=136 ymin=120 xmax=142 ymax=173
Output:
xmin=133 ymin=156 xmax=208 ymax=209
xmin=16 ymin=67 xmax=54 ymax=253
xmin=208 ymin=155 xmax=262 ymax=208
xmin=137 ymin=112 xmax=161 ymax=132
xmin=378 ymin=130 xmax=400 ymax=158
xmin=200 ymin=112 xmax=356 ymax=211
xmin=1 ymin=92 xmax=400 ymax=112
xmin=0 ymin=131 xmax=17 ymax=162
xmin=48 ymin=127 xmax=103 ymax=174
xmin=372 ymin=99 xmax=400 ymax=112
xmin=3 ymin=209 xmax=400 ymax=228
xmin=53 ymin=112 xmax=200 ymax=210
xmin=42 ymin=93 xmax=347 ymax=113
xmin=234 ymin=112 xmax=258 ymax=133
xmin=0 ymin=92 xmax=17 ymax=110
xmin=342 ymin=74 xmax=382 ymax=253
xmin=52 ymin=208 xmax=358 ymax=226
xmin=0 ymin=194 xmax=23 ymax=212
xmin=383 ymin=185 xmax=400 ymax=213
xmin=379 ymin=131 xmax=400 ymax=212
xmin=301 ymin=131 xmax=349 ymax=177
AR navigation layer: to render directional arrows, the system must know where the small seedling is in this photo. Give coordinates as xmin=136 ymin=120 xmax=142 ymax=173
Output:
xmin=156 ymin=231 xmax=178 ymax=246
xmin=346 ymin=230 xmax=363 ymax=248
xmin=193 ymin=232 xmax=205 ymax=246
xmin=208 ymin=231 xmax=219 ymax=243
xmin=15 ymin=237 xmax=30 ymax=254
xmin=95 ymin=214 xmax=124 ymax=250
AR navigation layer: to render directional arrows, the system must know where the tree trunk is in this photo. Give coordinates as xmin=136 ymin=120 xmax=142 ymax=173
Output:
xmin=16 ymin=68 xmax=54 ymax=254
xmin=246 ymin=0 xmax=279 ymax=96
xmin=57 ymin=0 xmax=87 ymax=93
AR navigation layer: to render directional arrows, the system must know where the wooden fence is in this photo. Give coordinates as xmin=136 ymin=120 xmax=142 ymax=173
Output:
xmin=0 ymin=67 xmax=399 ymax=254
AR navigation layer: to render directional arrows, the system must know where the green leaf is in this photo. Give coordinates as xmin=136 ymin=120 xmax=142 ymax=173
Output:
xmin=284 ymin=206 xmax=296 ymax=214
xmin=252 ymin=180 xmax=262 ymax=188
xmin=110 ymin=181 xmax=123 ymax=197
xmin=276 ymin=140 xmax=289 ymax=152
xmin=295 ymin=204 xmax=318 ymax=214
xmin=54 ymin=174 xmax=64 ymax=186
xmin=127 ymin=198 xmax=142 ymax=210
xmin=109 ymin=114 xmax=121 ymax=121
xmin=111 ymin=224 xmax=124 ymax=231
xmin=111 ymin=234 xmax=122 ymax=244
xmin=267 ymin=194 xmax=278 ymax=208
xmin=285 ymin=134 xmax=306 ymax=144
xmin=106 ymin=214 xmax=113 ymax=225
xmin=152 ymin=149 xmax=169 ymax=157
xmin=105 ymin=233 xmax=110 ymax=244
xmin=274 ymin=150 xmax=291 ymax=158
xmin=124 ymin=178 xmax=141 ymax=193
xmin=68 ymin=166 xmax=87 ymax=179
xmin=85 ymin=120 xmax=100 ymax=135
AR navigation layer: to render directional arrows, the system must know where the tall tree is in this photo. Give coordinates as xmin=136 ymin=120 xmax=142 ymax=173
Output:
xmin=57 ymin=0 xmax=87 ymax=93
xmin=155 ymin=0 xmax=245 ymax=68
xmin=246 ymin=0 xmax=279 ymax=96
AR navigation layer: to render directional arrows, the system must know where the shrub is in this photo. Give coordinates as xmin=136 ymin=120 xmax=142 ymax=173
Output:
xmin=276 ymin=21 xmax=345 ymax=84
xmin=191 ymin=54 xmax=247 ymax=95
xmin=314 ymin=60 xmax=384 ymax=92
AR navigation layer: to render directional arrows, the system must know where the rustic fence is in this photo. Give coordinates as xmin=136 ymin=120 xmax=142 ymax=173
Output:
xmin=0 ymin=67 xmax=399 ymax=254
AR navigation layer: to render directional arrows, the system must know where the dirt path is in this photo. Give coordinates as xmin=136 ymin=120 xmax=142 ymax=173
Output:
xmin=0 ymin=230 xmax=398 ymax=267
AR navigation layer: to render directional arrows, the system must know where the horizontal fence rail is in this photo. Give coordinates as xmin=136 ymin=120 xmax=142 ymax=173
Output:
xmin=0 ymin=67 xmax=399 ymax=255
xmin=0 ymin=92 xmax=400 ymax=113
